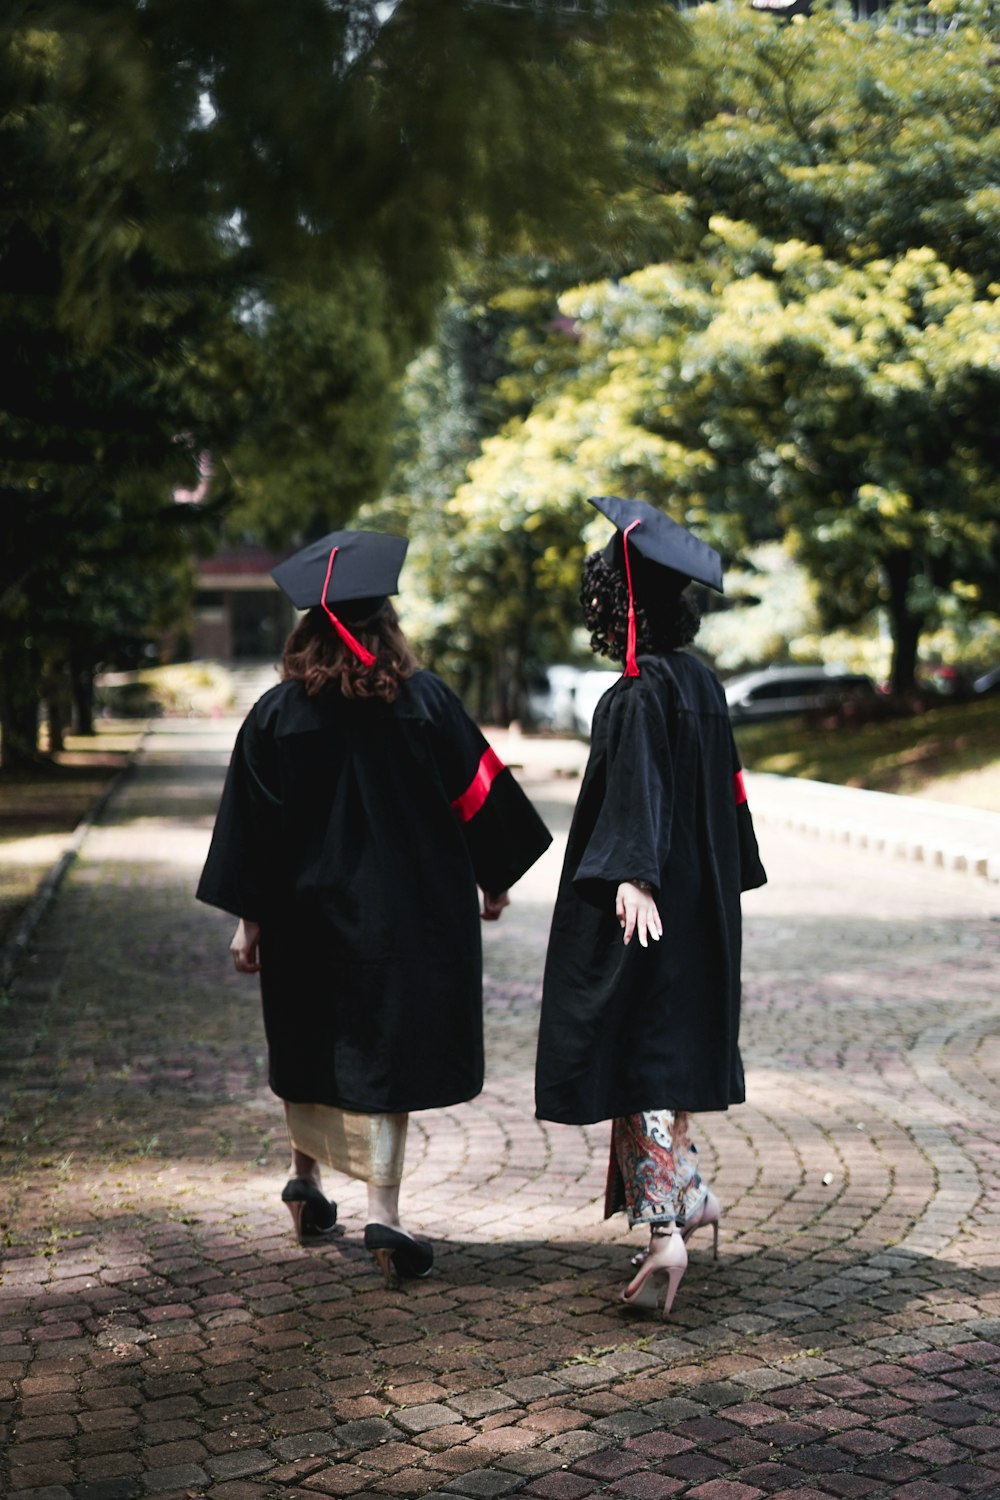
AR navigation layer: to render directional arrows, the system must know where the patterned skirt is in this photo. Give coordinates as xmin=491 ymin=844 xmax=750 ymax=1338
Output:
xmin=605 ymin=1109 xmax=707 ymax=1228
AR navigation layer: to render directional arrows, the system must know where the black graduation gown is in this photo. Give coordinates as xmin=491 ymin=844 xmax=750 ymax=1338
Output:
xmin=534 ymin=651 xmax=766 ymax=1126
xmin=197 ymin=670 xmax=552 ymax=1114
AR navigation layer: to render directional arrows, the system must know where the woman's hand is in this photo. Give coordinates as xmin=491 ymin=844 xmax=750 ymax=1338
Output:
xmin=230 ymin=918 xmax=262 ymax=973
xmin=616 ymin=882 xmax=662 ymax=948
xmin=481 ymin=890 xmax=510 ymax=922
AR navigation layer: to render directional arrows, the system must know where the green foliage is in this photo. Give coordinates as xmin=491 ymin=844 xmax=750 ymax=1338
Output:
xmin=1 ymin=0 xmax=692 ymax=760
xmin=220 ymin=278 xmax=406 ymax=543
xmin=697 ymin=544 xmax=825 ymax=673
xmin=0 ymin=9 xmax=231 ymax=761
xmin=665 ymin=234 xmax=1000 ymax=688
xmin=445 ymin=227 xmax=1000 ymax=692
xmin=410 ymin=1 xmax=1000 ymax=700
xmin=656 ymin=0 xmax=1000 ymax=285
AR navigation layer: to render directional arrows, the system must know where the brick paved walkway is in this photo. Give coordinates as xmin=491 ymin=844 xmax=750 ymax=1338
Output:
xmin=1 ymin=718 xmax=999 ymax=1500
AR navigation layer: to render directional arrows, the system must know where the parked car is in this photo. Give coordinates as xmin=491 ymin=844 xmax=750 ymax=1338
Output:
xmin=724 ymin=665 xmax=880 ymax=723
xmin=972 ymin=665 xmax=1000 ymax=696
xmin=525 ymin=664 xmax=584 ymax=732
xmin=572 ymin=668 xmax=622 ymax=736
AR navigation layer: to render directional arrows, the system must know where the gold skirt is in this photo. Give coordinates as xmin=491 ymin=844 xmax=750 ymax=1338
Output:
xmin=285 ymin=1102 xmax=408 ymax=1187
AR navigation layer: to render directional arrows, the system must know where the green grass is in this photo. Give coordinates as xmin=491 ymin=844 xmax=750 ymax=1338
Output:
xmin=0 ymin=723 xmax=144 ymax=944
xmin=735 ymin=694 xmax=1000 ymax=810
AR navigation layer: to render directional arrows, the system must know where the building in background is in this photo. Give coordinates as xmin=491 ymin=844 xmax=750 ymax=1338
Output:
xmin=191 ymin=544 xmax=295 ymax=661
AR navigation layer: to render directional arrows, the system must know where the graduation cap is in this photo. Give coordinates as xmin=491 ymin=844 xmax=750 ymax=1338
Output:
xmin=270 ymin=529 xmax=408 ymax=667
xmin=589 ymin=495 xmax=724 ymax=678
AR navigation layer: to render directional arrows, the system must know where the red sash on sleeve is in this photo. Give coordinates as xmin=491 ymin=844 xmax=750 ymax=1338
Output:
xmin=452 ymin=747 xmax=505 ymax=824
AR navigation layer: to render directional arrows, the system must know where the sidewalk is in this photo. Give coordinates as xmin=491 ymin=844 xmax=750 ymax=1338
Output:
xmin=1 ymin=717 xmax=998 ymax=1500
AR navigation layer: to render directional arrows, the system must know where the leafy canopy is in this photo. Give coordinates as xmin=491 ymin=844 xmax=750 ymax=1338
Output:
xmin=396 ymin=0 xmax=1000 ymax=698
xmin=1 ymin=0 xmax=691 ymax=758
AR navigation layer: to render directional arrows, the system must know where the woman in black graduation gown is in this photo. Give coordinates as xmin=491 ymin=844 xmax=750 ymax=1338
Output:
xmin=534 ymin=497 xmax=766 ymax=1317
xmin=198 ymin=530 xmax=551 ymax=1284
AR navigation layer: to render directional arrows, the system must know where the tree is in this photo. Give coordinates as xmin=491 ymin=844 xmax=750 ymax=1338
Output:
xmin=0 ymin=120 xmax=217 ymax=761
xmin=640 ymin=234 xmax=1000 ymax=693
xmin=446 ymin=228 xmax=1000 ymax=694
xmin=407 ymin=1 xmax=1000 ymax=699
xmin=366 ymin=285 xmax=602 ymax=720
xmin=2 ymin=0 xmax=691 ymax=764
xmin=652 ymin=0 xmax=1000 ymax=288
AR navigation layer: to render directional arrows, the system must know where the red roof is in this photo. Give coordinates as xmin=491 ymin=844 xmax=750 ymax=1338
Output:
xmin=199 ymin=547 xmax=290 ymax=577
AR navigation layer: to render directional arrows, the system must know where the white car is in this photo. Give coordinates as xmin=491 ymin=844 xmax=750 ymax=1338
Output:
xmin=572 ymin=669 xmax=622 ymax=736
xmin=525 ymin=665 xmax=584 ymax=732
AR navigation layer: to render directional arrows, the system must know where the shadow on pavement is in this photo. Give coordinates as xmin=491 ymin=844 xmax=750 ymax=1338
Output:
xmin=2 ymin=1204 xmax=998 ymax=1497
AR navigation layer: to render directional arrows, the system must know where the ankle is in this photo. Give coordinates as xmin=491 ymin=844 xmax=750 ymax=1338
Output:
xmin=290 ymin=1149 xmax=321 ymax=1184
xmin=367 ymin=1185 xmax=402 ymax=1227
xmin=290 ymin=1166 xmax=322 ymax=1189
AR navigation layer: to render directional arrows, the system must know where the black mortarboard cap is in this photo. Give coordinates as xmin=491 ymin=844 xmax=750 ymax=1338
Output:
xmin=270 ymin=529 xmax=408 ymax=666
xmin=270 ymin=530 xmax=408 ymax=612
xmin=589 ymin=495 xmax=724 ymax=595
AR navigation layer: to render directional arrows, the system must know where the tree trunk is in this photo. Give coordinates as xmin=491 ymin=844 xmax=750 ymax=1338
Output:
xmin=45 ymin=686 xmax=67 ymax=754
xmin=883 ymin=551 xmax=923 ymax=696
xmin=510 ymin=619 xmax=529 ymax=729
xmin=471 ymin=659 xmax=491 ymax=725
xmin=70 ymin=654 xmax=96 ymax=736
xmin=42 ymin=655 xmax=72 ymax=754
xmin=491 ymin=646 xmax=518 ymax=727
xmin=0 ymin=641 xmax=42 ymax=769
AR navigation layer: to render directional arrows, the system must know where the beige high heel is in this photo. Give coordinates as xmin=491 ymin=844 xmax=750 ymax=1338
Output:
xmin=630 ymin=1189 xmax=721 ymax=1269
xmin=681 ymin=1188 xmax=720 ymax=1259
xmin=622 ymin=1226 xmax=687 ymax=1316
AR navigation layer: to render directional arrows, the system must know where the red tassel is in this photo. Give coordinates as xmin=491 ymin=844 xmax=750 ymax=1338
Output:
xmin=622 ymin=520 xmax=642 ymax=677
xmin=320 ymin=546 xmax=377 ymax=668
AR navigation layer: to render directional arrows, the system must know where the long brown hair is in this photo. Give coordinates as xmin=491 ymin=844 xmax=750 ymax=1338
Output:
xmin=281 ymin=602 xmax=419 ymax=703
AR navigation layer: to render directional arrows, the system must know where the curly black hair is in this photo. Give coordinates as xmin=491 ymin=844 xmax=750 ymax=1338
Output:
xmin=581 ymin=549 xmax=701 ymax=664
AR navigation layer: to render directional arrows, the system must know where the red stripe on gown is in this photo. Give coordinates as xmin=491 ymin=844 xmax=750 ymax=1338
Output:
xmin=734 ymin=770 xmax=747 ymax=806
xmin=452 ymin=747 xmax=505 ymax=824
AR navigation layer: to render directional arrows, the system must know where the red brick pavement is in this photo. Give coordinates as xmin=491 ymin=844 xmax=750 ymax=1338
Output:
xmin=1 ymin=719 xmax=998 ymax=1500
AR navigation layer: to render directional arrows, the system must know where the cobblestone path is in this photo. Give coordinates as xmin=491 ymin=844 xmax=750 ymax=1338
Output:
xmin=1 ymin=718 xmax=998 ymax=1500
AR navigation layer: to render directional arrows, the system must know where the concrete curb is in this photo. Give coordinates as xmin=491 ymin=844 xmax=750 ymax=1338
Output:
xmin=745 ymin=770 xmax=1000 ymax=885
xmin=0 ymin=730 xmax=148 ymax=992
xmin=493 ymin=731 xmax=1000 ymax=886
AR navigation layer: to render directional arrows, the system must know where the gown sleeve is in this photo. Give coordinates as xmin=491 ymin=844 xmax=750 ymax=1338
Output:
xmin=426 ymin=679 xmax=552 ymax=896
xmin=731 ymin=733 xmax=767 ymax=892
xmin=195 ymin=707 xmax=284 ymax=920
xmin=572 ymin=678 xmax=674 ymax=909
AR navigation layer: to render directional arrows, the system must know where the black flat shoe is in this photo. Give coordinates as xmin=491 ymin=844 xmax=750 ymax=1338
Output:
xmin=363 ymin=1222 xmax=434 ymax=1286
xmin=281 ymin=1178 xmax=339 ymax=1245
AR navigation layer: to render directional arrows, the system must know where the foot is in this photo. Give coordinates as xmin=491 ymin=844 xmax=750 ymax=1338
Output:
xmin=281 ymin=1178 xmax=339 ymax=1244
xmin=364 ymin=1222 xmax=434 ymax=1284
xmin=631 ymin=1189 xmax=722 ymax=1266
xmin=622 ymin=1226 xmax=687 ymax=1317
